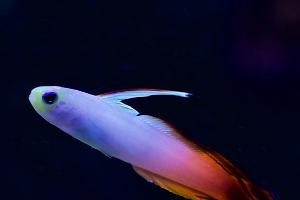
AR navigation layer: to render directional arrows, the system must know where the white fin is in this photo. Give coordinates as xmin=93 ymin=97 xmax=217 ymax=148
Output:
xmin=138 ymin=115 xmax=177 ymax=135
xmin=99 ymin=89 xmax=190 ymax=101
xmin=110 ymin=101 xmax=139 ymax=115
xmin=138 ymin=115 xmax=205 ymax=153
xmin=137 ymin=115 xmax=198 ymax=151
xmin=98 ymin=89 xmax=190 ymax=115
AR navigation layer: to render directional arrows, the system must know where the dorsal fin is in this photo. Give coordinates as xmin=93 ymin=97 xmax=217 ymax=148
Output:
xmin=138 ymin=115 xmax=177 ymax=135
xmin=137 ymin=115 xmax=201 ymax=148
xmin=98 ymin=88 xmax=190 ymax=101
xmin=98 ymin=89 xmax=190 ymax=115
xmin=132 ymin=165 xmax=217 ymax=200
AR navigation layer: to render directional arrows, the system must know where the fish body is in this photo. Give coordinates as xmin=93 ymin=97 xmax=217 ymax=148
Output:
xmin=29 ymin=86 xmax=273 ymax=200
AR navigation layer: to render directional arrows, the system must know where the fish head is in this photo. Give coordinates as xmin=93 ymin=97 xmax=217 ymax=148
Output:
xmin=29 ymin=86 xmax=87 ymax=131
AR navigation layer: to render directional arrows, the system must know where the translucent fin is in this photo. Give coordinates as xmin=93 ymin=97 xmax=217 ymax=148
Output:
xmin=133 ymin=166 xmax=216 ymax=200
xmin=98 ymin=89 xmax=190 ymax=115
xmin=138 ymin=115 xmax=177 ymax=135
xmin=110 ymin=101 xmax=139 ymax=115
xmin=137 ymin=115 xmax=198 ymax=146
xmin=98 ymin=88 xmax=190 ymax=101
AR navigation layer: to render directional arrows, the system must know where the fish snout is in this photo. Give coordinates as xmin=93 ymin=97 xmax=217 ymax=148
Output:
xmin=29 ymin=87 xmax=39 ymax=105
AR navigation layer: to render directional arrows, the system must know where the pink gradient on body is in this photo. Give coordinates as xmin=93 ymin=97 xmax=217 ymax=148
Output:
xmin=128 ymin=133 xmax=239 ymax=200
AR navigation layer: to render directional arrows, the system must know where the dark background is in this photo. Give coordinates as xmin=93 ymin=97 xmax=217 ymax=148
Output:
xmin=1 ymin=0 xmax=300 ymax=199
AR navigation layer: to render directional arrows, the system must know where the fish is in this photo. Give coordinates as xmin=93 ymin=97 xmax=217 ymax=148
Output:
xmin=29 ymin=86 xmax=274 ymax=200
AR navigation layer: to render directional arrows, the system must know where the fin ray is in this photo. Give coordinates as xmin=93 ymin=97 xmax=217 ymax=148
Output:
xmin=98 ymin=89 xmax=190 ymax=115
xmin=98 ymin=88 xmax=190 ymax=101
xmin=133 ymin=166 xmax=217 ymax=200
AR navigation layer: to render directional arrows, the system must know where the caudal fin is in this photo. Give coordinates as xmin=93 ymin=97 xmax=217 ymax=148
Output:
xmin=248 ymin=183 xmax=275 ymax=200
xmin=226 ymin=176 xmax=274 ymax=200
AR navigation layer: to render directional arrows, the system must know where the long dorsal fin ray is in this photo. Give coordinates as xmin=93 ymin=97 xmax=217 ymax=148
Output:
xmin=98 ymin=89 xmax=190 ymax=115
xmin=98 ymin=88 xmax=190 ymax=101
xmin=132 ymin=166 xmax=217 ymax=200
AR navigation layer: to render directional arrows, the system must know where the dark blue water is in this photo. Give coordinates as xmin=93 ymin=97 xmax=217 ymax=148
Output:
xmin=2 ymin=0 xmax=299 ymax=199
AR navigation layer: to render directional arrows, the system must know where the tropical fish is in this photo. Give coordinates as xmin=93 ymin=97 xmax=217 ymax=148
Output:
xmin=29 ymin=86 xmax=273 ymax=200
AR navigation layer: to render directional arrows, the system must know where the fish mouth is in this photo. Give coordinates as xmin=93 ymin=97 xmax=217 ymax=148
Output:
xmin=29 ymin=90 xmax=34 ymax=103
xmin=28 ymin=87 xmax=46 ymax=102
xmin=29 ymin=88 xmax=38 ymax=105
xmin=28 ymin=87 xmax=42 ymax=106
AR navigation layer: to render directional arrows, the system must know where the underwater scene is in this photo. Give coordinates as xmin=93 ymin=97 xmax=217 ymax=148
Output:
xmin=2 ymin=0 xmax=300 ymax=199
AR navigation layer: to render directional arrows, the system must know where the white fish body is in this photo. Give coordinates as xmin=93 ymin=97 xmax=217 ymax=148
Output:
xmin=29 ymin=86 xmax=273 ymax=200
xmin=29 ymin=87 xmax=194 ymax=176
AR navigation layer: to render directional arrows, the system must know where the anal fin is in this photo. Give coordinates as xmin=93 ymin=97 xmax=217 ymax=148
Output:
xmin=132 ymin=165 xmax=217 ymax=200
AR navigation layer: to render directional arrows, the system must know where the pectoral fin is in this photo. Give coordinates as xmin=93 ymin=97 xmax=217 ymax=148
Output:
xmin=132 ymin=165 xmax=217 ymax=200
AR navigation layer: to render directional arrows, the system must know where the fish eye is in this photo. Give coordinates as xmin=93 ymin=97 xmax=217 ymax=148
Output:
xmin=42 ymin=92 xmax=58 ymax=105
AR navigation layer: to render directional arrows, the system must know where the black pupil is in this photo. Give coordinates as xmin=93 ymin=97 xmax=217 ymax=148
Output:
xmin=42 ymin=92 xmax=58 ymax=104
